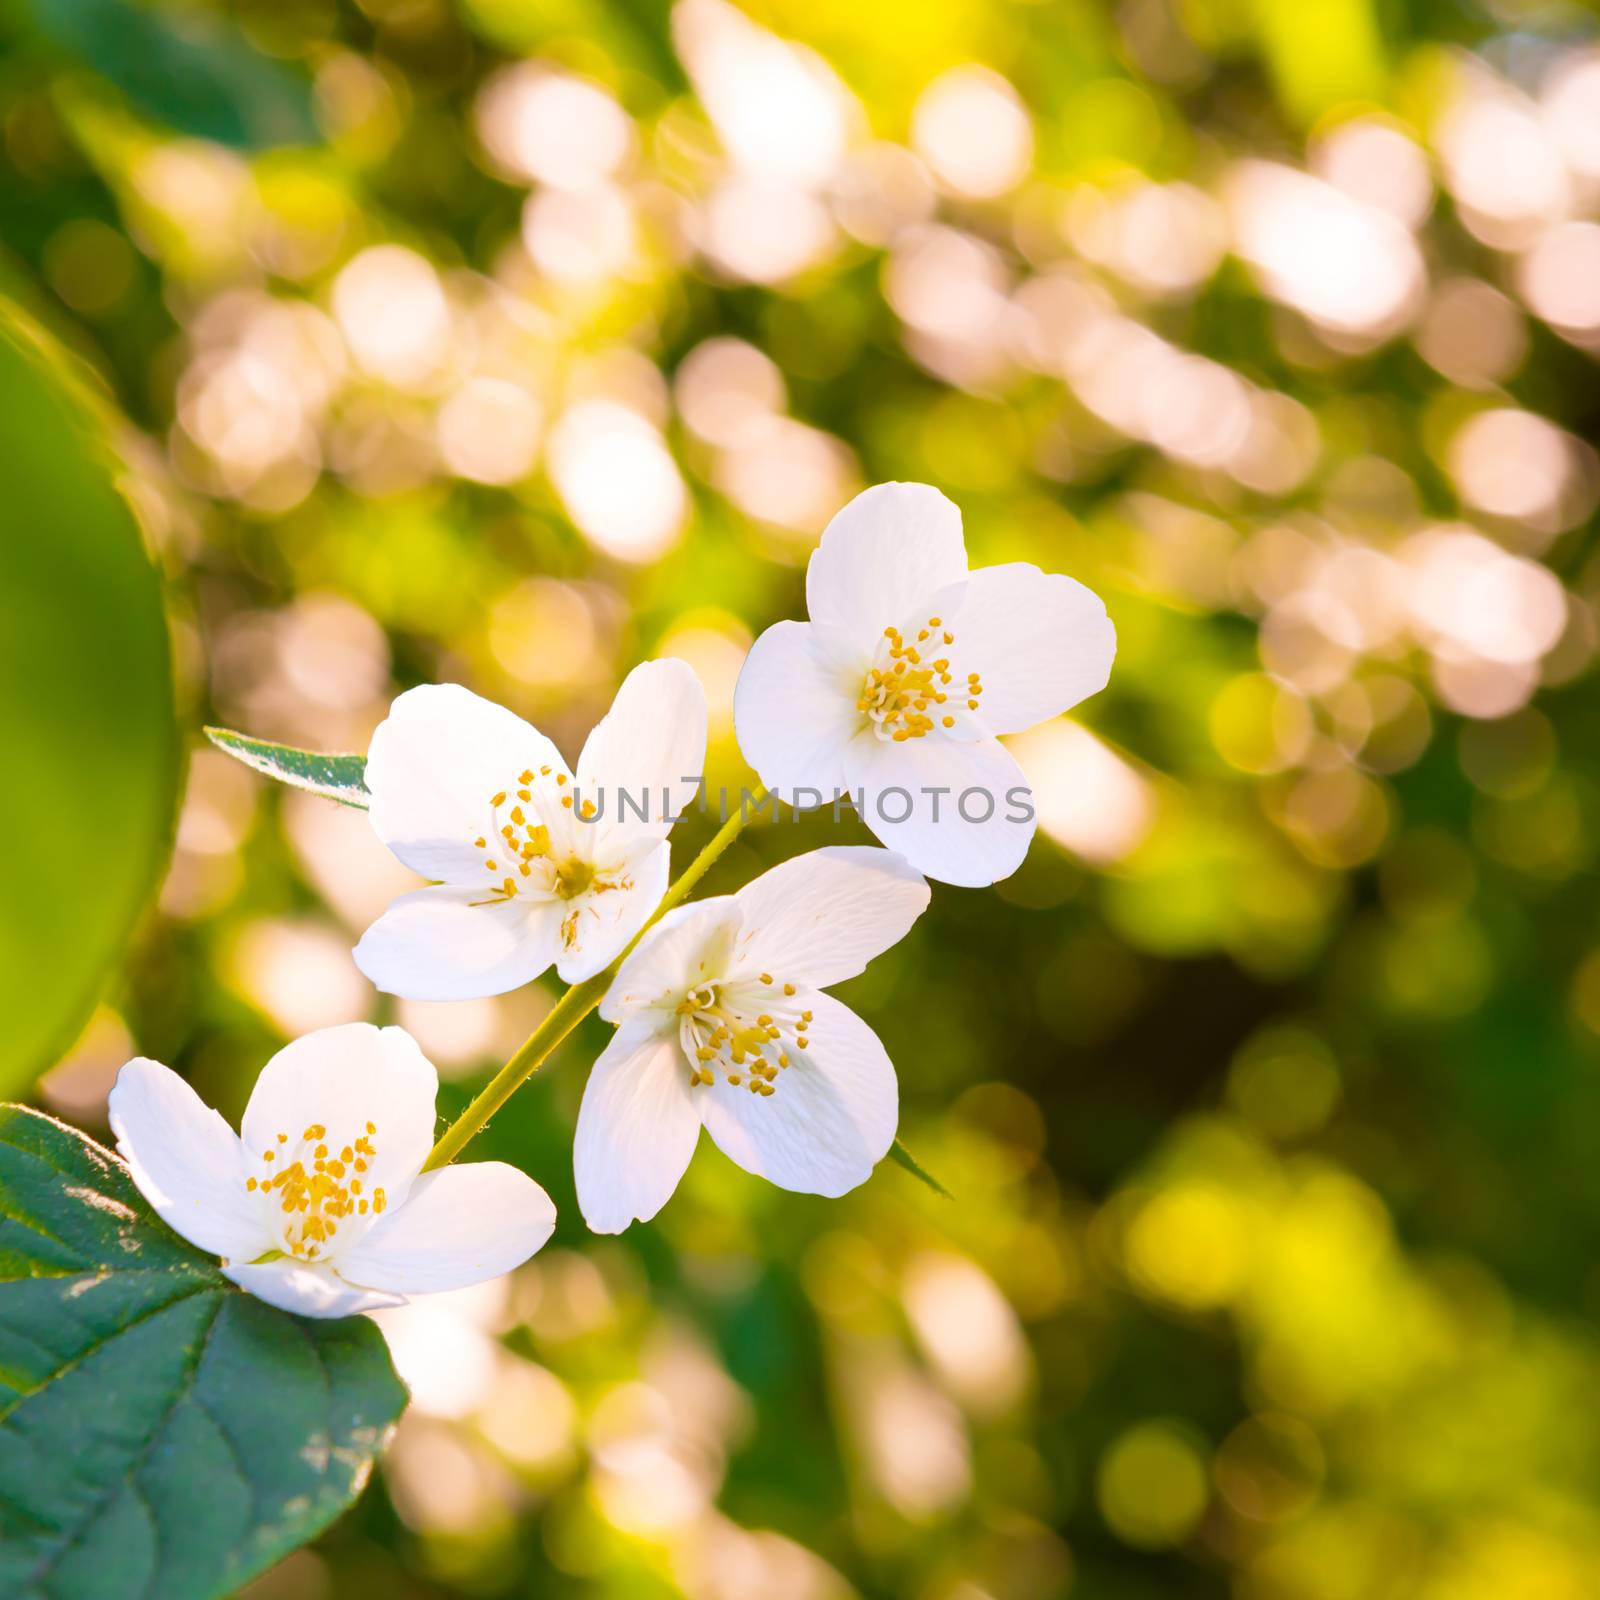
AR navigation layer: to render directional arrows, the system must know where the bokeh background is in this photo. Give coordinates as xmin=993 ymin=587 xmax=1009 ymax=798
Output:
xmin=10 ymin=0 xmax=1600 ymax=1594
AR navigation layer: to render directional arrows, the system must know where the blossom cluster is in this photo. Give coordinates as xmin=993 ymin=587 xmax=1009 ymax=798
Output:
xmin=111 ymin=483 xmax=1114 ymax=1316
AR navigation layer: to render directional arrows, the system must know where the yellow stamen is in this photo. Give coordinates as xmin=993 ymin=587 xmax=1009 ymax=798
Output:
xmin=245 ymin=1114 xmax=384 ymax=1262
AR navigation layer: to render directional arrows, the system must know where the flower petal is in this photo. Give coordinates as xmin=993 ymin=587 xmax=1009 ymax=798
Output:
xmin=842 ymin=733 xmax=1035 ymax=887
xmin=805 ymin=482 xmax=968 ymax=642
xmin=222 ymin=1259 xmax=405 ymax=1318
xmin=241 ymin=1023 xmax=439 ymax=1215
xmin=732 ymin=621 xmax=860 ymax=802
xmin=553 ymin=837 xmax=669 ymax=984
xmin=355 ymin=885 xmax=563 ymax=1000
xmin=598 ymin=896 xmax=745 ymax=1023
xmin=697 ymin=992 xmax=896 ymax=1196
xmin=730 ymin=846 xmax=929 ymax=991
xmin=575 ymin=659 xmax=708 ymax=851
xmin=575 ymin=1020 xmax=701 ymax=1232
xmin=335 ymin=1163 xmax=556 ymax=1293
xmin=108 ymin=1059 xmax=269 ymax=1262
xmin=931 ymin=563 xmax=1115 ymax=735
xmin=365 ymin=683 xmax=569 ymax=881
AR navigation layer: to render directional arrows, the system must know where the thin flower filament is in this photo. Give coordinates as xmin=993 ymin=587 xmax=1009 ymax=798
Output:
xmin=858 ymin=615 xmax=983 ymax=742
xmin=675 ymin=974 xmax=813 ymax=1097
xmin=471 ymin=767 xmax=603 ymax=905
xmin=245 ymin=1117 xmax=387 ymax=1261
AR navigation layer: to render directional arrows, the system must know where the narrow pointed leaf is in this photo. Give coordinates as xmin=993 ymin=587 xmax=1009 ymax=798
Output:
xmin=888 ymin=1138 xmax=952 ymax=1198
xmin=205 ymin=727 xmax=371 ymax=809
xmin=0 ymin=1106 xmax=407 ymax=1600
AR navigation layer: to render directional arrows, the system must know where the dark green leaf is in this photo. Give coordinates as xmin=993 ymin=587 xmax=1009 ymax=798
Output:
xmin=888 ymin=1138 xmax=951 ymax=1199
xmin=0 ymin=1105 xmax=406 ymax=1600
xmin=25 ymin=0 xmax=319 ymax=150
xmin=0 ymin=303 xmax=180 ymax=1097
xmin=205 ymin=727 xmax=371 ymax=809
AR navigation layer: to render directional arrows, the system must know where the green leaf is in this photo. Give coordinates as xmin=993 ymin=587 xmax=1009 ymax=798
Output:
xmin=205 ymin=727 xmax=371 ymax=810
xmin=0 ymin=303 xmax=180 ymax=1097
xmin=25 ymin=0 xmax=319 ymax=150
xmin=0 ymin=1105 xmax=406 ymax=1600
xmin=888 ymin=1138 xmax=952 ymax=1199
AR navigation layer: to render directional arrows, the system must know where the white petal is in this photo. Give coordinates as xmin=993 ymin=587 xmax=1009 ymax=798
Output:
xmin=842 ymin=733 xmax=1035 ymax=887
xmin=732 ymin=621 xmax=860 ymax=802
xmin=355 ymin=885 xmax=563 ymax=1000
xmin=697 ymin=992 xmax=896 ymax=1196
xmin=222 ymin=1259 xmax=405 ymax=1318
xmin=932 ymin=563 xmax=1115 ymax=735
xmin=805 ymin=483 xmax=968 ymax=642
xmin=730 ymin=846 xmax=929 ymax=991
xmin=335 ymin=1163 xmax=556 ymax=1293
xmin=574 ymin=1020 xmax=701 ymax=1232
xmin=575 ymin=659 xmax=708 ymax=852
xmin=241 ymin=1023 xmax=438 ymax=1215
xmin=597 ymin=896 xmax=745 ymax=1023
xmin=365 ymin=683 xmax=569 ymax=881
xmin=553 ymin=838 xmax=669 ymax=984
xmin=107 ymin=1059 xmax=269 ymax=1262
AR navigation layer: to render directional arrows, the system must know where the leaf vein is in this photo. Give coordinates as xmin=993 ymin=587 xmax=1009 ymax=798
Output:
xmin=23 ymin=1292 xmax=225 ymax=1591
xmin=0 ymin=1280 xmax=215 ymax=1422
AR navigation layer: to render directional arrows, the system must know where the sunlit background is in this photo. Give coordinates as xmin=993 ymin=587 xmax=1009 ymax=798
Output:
xmin=13 ymin=0 xmax=1600 ymax=1593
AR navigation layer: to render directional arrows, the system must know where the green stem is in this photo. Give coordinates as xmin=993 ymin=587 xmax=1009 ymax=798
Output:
xmin=422 ymin=789 xmax=767 ymax=1171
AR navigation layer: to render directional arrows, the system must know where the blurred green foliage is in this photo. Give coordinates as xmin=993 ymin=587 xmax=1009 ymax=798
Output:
xmin=7 ymin=0 xmax=1600 ymax=1596
xmin=23 ymin=0 xmax=320 ymax=149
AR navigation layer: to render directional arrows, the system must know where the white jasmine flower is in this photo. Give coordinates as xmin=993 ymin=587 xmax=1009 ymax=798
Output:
xmin=108 ymin=1023 xmax=555 ymax=1319
xmin=574 ymin=846 xmax=929 ymax=1232
xmin=733 ymin=482 xmax=1116 ymax=886
xmin=355 ymin=660 xmax=707 ymax=999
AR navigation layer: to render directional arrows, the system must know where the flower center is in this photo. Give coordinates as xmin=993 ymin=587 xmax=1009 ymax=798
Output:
xmin=556 ymin=857 xmax=595 ymax=899
xmin=857 ymin=616 xmax=983 ymax=742
xmin=471 ymin=767 xmax=599 ymax=904
xmin=675 ymin=974 xmax=812 ymax=1098
xmin=246 ymin=1118 xmax=387 ymax=1261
